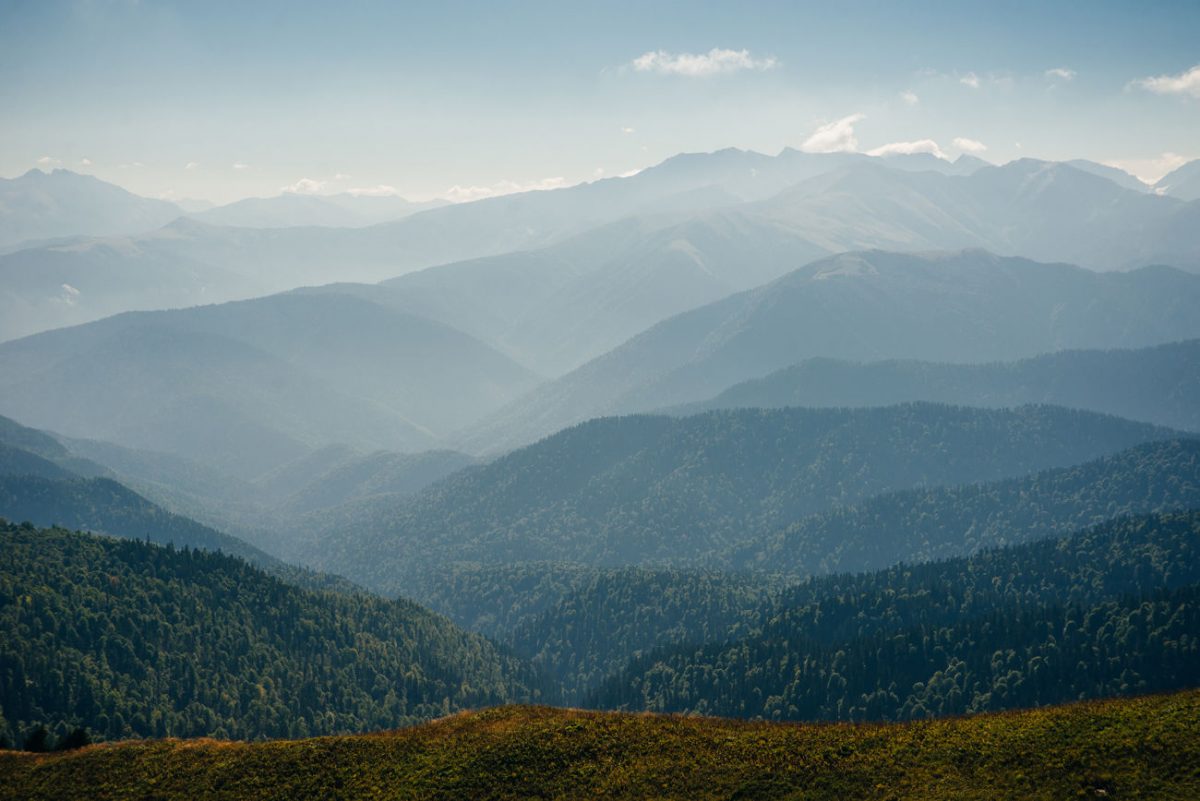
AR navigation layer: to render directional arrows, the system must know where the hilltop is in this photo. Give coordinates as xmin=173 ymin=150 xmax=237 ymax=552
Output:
xmin=1 ymin=692 xmax=1197 ymax=800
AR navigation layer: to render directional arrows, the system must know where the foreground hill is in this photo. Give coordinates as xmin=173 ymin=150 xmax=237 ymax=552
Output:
xmin=297 ymin=404 xmax=1182 ymax=594
xmin=2 ymin=692 xmax=1197 ymax=800
xmin=678 ymin=340 xmax=1200 ymax=432
xmin=0 ymin=523 xmax=548 ymax=744
xmin=461 ymin=250 xmax=1200 ymax=454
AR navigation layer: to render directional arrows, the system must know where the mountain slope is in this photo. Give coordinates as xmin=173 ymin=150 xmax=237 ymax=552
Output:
xmin=1156 ymin=159 xmax=1200 ymax=201
xmin=189 ymin=192 xmax=446 ymax=229
xmin=677 ymin=340 xmax=1200 ymax=432
xmin=1065 ymin=159 xmax=1150 ymax=193
xmin=371 ymin=210 xmax=829 ymax=374
xmin=0 ymin=169 xmax=182 ymax=250
xmin=297 ymin=404 xmax=1181 ymax=595
xmin=0 ymin=419 xmax=370 ymax=593
xmin=741 ymin=438 xmax=1200 ymax=575
xmin=461 ymin=250 xmax=1200 ymax=454
xmin=0 ymin=523 xmax=548 ymax=744
xmin=2 ymin=692 xmax=1197 ymax=801
xmin=598 ymin=512 xmax=1200 ymax=720
xmin=0 ymin=414 xmax=474 ymax=557
xmin=0 ymin=475 xmax=276 ymax=564
xmin=0 ymin=292 xmax=539 ymax=474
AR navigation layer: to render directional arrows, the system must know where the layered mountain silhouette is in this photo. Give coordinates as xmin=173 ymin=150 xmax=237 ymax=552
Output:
xmin=0 ymin=169 xmax=183 ymax=251
xmin=292 ymin=403 xmax=1183 ymax=596
xmin=0 ymin=293 xmax=538 ymax=475
xmin=1156 ymin=159 xmax=1200 ymax=201
xmin=674 ymin=340 xmax=1200 ymax=432
xmin=460 ymin=250 xmax=1200 ymax=454
xmin=188 ymin=191 xmax=447 ymax=228
xmin=3 ymin=153 xmax=1198 ymax=344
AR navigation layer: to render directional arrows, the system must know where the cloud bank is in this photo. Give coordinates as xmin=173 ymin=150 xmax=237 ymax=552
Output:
xmin=800 ymin=113 xmax=865 ymax=153
xmin=631 ymin=48 xmax=777 ymax=77
xmin=953 ymin=137 xmax=988 ymax=153
xmin=444 ymin=176 xmax=568 ymax=203
xmin=282 ymin=178 xmax=325 ymax=194
xmin=1133 ymin=64 xmax=1200 ymax=98
xmin=867 ymin=139 xmax=947 ymax=159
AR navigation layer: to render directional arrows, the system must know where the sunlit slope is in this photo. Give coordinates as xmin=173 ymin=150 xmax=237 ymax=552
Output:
xmin=2 ymin=692 xmax=1198 ymax=801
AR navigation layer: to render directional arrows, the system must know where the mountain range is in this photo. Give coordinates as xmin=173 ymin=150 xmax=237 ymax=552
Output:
xmin=291 ymin=403 xmax=1186 ymax=596
xmin=672 ymin=340 xmax=1200 ymax=432
xmin=0 ymin=169 xmax=182 ymax=252
xmin=459 ymin=249 xmax=1200 ymax=454
xmin=186 ymin=191 xmax=447 ymax=229
xmin=3 ymin=153 xmax=1198 ymax=346
xmin=0 ymin=292 xmax=538 ymax=476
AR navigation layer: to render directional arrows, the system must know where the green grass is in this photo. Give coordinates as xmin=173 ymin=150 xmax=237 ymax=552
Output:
xmin=3 ymin=691 xmax=1198 ymax=800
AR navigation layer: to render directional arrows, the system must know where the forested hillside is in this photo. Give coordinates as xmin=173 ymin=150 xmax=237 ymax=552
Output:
xmin=0 ymin=474 xmax=275 ymax=565
xmin=420 ymin=563 xmax=776 ymax=701
xmin=0 ymin=523 xmax=549 ymax=745
xmin=679 ymin=340 xmax=1200 ymax=433
xmin=0 ymin=451 xmax=361 ymax=594
xmin=741 ymin=438 xmax=1200 ymax=575
xmin=300 ymin=404 xmax=1178 ymax=593
xmin=596 ymin=512 xmax=1200 ymax=720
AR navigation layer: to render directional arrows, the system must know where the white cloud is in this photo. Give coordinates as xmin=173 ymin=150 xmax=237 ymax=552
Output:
xmin=444 ymin=176 xmax=568 ymax=203
xmin=119 ymin=161 xmax=145 ymax=169
xmin=593 ymin=167 xmax=605 ymax=179
xmin=621 ymin=126 xmax=636 ymax=134
xmin=347 ymin=184 xmax=400 ymax=197
xmin=867 ymin=139 xmax=946 ymax=159
xmin=59 ymin=283 xmax=80 ymax=306
xmin=282 ymin=178 xmax=325 ymax=195
xmin=618 ymin=168 xmax=643 ymax=178
xmin=79 ymin=157 xmax=92 ymax=166
xmin=631 ymin=48 xmax=777 ymax=77
xmin=952 ymin=137 xmax=988 ymax=153
xmin=1045 ymin=67 xmax=1076 ymax=81
xmin=1105 ymin=152 xmax=1193 ymax=184
xmin=185 ymin=161 xmax=199 ymax=170
xmin=900 ymin=90 xmax=919 ymax=106
xmin=232 ymin=162 xmax=251 ymax=170
xmin=36 ymin=155 xmax=61 ymax=167
xmin=960 ymin=72 xmax=981 ymax=89
xmin=800 ymin=113 xmax=865 ymax=153
xmin=333 ymin=172 xmax=352 ymax=181
xmin=1133 ymin=64 xmax=1200 ymax=98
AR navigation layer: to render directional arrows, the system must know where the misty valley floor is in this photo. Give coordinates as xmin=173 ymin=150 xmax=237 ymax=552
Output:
xmin=2 ymin=692 xmax=1197 ymax=801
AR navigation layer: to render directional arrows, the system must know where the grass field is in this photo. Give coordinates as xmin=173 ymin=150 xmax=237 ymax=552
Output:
xmin=3 ymin=691 xmax=1198 ymax=800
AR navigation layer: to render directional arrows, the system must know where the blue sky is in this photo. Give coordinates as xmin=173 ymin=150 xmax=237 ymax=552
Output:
xmin=2 ymin=0 xmax=1198 ymax=203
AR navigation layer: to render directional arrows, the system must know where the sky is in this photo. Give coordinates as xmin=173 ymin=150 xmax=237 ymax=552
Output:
xmin=2 ymin=0 xmax=1198 ymax=204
